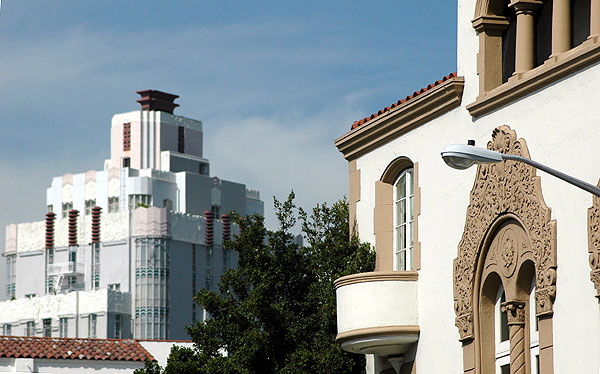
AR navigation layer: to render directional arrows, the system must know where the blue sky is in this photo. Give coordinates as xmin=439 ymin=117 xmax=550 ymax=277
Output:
xmin=0 ymin=1 xmax=456 ymax=235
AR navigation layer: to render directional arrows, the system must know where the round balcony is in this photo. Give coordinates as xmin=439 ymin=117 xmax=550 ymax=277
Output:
xmin=334 ymin=271 xmax=419 ymax=357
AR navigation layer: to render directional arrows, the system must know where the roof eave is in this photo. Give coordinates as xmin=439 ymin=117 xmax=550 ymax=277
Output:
xmin=335 ymin=76 xmax=465 ymax=161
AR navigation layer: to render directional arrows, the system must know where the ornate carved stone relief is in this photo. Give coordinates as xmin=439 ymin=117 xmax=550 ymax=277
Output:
xmin=587 ymin=185 xmax=600 ymax=298
xmin=453 ymin=125 xmax=557 ymax=341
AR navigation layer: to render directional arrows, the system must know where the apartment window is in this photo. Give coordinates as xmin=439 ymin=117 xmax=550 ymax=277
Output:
xmin=85 ymin=199 xmax=96 ymax=215
xmin=163 ymin=198 xmax=173 ymax=210
xmin=69 ymin=247 xmax=77 ymax=263
xmin=122 ymin=157 xmax=131 ymax=168
xmin=47 ymin=204 xmax=53 ymax=213
xmin=6 ymin=255 xmax=16 ymax=300
xmin=108 ymin=283 xmax=121 ymax=291
xmin=88 ymin=314 xmax=97 ymax=338
xmin=25 ymin=294 xmax=36 ymax=299
xmin=42 ymin=319 xmax=52 ymax=337
xmin=59 ymin=317 xmax=68 ymax=338
xmin=108 ymin=196 xmax=119 ymax=213
xmin=394 ymin=168 xmax=414 ymax=271
xmin=91 ymin=243 xmax=100 ymax=290
xmin=3 ymin=324 xmax=11 ymax=336
xmin=25 ymin=321 xmax=35 ymax=337
xmin=114 ymin=314 xmax=122 ymax=339
xmin=129 ymin=194 xmax=151 ymax=210
xmin=178 ymin=126 xmax=185 ymax=153
xmin=62 ymin=202 xmax=73 ymax=218
xmin=123 ymin=123 xmax=131 ymax=151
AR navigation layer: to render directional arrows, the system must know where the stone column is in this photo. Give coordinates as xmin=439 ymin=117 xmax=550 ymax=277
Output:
xmin=501 ymin=300 xmax=527 ymax=374
xmin=552 ymin=0 xmax=571 ymax=55
xmin=591 ymin=0 xmax=600 ymax=38
xmin=472 ymin=15 xmax=510 ymax=92
xmin=510 ymin=0 xmax=543 ymax=74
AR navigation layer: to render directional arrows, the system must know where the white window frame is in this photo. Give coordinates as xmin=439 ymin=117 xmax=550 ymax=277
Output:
xmin=59 ymin=317 xmax=68 ymax=338
xmin=530 ymin=278 xmax=540 ymax=374
xmin=25 ymin=321 xmax=35 ymax=337
xmin=393 ymin=168 xmax=414 ymax=271
xmin=42 ymin=318 xmax=52 ymax=337
xmin=62 ymin=202 xmax=73 ymax=218
xmin=108 ymin=196 xmax=119 ymax=213
xmin=128 ymin=194 xmax=151 ymax=211
xmin=3 ymin=323 xmax=11 ymax=336
xmin=88 ymin=314 xmax=97 ymax=338
xmin=85 ymin=200 xmax=96 ymax=215
xmin=495 ymin=286 xmax=510 ymax=374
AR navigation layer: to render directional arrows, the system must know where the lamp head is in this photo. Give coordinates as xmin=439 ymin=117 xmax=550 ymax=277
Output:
xmin=441 ymin=142 xmax=503 ymax=170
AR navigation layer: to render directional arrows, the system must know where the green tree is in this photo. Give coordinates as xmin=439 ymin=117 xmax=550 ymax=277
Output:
xmin=142 ymin=193 xmax=374 ymax=374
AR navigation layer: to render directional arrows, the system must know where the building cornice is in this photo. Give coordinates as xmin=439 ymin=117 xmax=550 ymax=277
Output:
xmin=335 ymin=76 xmax=465 ymax=161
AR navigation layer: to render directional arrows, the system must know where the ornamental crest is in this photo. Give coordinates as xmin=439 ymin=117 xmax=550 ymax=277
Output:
xmin=453 ymin=125 xmax=557 ymax=341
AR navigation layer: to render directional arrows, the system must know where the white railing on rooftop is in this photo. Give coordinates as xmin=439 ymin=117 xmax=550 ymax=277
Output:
xmin=47 ymin=262 xmax=85 ymax=276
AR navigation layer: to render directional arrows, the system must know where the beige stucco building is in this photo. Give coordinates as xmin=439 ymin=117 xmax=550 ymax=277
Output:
xmin=334 ymin=0 xmax=600 ymax=373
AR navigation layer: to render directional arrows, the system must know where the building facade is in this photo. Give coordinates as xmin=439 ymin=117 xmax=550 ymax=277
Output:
xmin=335 ymin=1 xmax=600 ymax=373
xmin=2 ymin=90 xmax=263 ymax=341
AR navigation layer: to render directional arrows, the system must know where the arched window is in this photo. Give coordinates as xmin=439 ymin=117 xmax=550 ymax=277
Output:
xmin=394 ymin=168 xmax=414 ymax=271
xmin=375 ymin=157 xmax=420 ymax=272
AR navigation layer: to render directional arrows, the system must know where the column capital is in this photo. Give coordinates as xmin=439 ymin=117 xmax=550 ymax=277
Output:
xmin=509 ymin=0 xmax=543 ymax=13
xmin=472 ymin=15 xmax=510 ymax=33
xmin=500 ymin=300 xmax=526 ymax=325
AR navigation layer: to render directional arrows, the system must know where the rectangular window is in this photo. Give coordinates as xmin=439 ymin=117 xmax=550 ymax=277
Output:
xmin=108 ymin=196 xmax=119 ymax=213
xmin=62 ymin=202 xmax=73 ymax=219
xmin=108 ymin=283 xmax=121 ymax=291
xmin=3 ymin=324 xmax=11 ymax=336
xmin=114 ymin=314 xmax=122 ymax=339
xmin=46 ymin=247 xmax=55 ymax=294
xmin=43 ymin=319 xmax=52 ymax=337
xmin=85 ymin=199 xmax=96 ymax=215
xmin=91 ymin=243 xmax=100 ymax=290
xmin=47 ymin=205 xmax=53 ymax=212
xmin=128 ymin=194 xmax=151 ymax=210
xmin=25 ymin=294 xmax=36 ymax=299
xmin=6 ymin=255 xmax=16 ymax=300
xmin=25 ymin=321 xmax=35 ymax=337
xmin=59 ymin=317 xmax=68 ymax=338
xmin=178 ymin=126 xmax=185 ymax=153
xmin=122 ymin=157 xmax=131 ymax=168
xmin=88 ymin=314 xmax=97 ymax=338
xmin=123 ymin=123 xmax=131 ymax=151
xmin=394 ymin=168 xmax=414 ymax=271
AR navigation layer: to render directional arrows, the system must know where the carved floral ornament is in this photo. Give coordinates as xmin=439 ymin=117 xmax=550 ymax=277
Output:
xmin=587 ymin=186 xmax=600 ymax=298
xmin=453 ymin=125 xmax=557 ymax=341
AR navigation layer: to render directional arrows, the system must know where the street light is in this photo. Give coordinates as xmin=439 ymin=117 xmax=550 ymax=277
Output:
xmin=441 ymin=141 xmax=600 ymax=197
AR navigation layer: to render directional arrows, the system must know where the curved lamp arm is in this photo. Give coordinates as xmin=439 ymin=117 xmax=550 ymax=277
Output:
xmin=441 ymin=143 xmax=600 ymax=197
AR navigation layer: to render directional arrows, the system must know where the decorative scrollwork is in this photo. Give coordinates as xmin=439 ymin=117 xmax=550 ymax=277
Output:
xmin=587 ymin=186 xmax=600 ymax=298
xmin=453 ymin=125 xmax=557 ymax=341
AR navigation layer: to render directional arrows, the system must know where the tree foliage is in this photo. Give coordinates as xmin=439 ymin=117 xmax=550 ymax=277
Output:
xmin=140 ymin=193 xmax=375 ymax=374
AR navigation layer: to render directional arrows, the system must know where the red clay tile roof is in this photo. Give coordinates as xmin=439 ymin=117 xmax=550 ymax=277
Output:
xmin=0 ymin=336 xmax=154 ymax=362
xmin=351 ymin=72 xmax=459 ymax=130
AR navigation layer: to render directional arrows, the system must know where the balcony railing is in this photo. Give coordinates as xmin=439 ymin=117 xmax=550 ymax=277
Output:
xmin=335 ymin=271 xmax=420 ymax=358
xmin=47 ymin=262 xmax=85 ymax=276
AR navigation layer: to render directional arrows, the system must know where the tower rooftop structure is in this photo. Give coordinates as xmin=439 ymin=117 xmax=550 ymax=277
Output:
xmin=136 ymin=89 xmax=180 ymax=114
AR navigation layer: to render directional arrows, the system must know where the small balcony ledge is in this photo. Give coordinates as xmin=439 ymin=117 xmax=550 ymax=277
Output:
xmin=47 ymin=262 xmax=85 ymax=276
xmin=334 ymin=271 xmax=419 ymax=357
